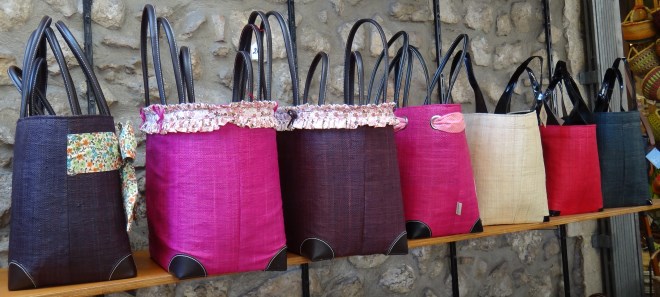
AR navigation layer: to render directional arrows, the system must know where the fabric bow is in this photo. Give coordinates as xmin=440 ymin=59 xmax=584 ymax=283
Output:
xmin=116 ymin=122 xmax=139 ymax=232
xmin=430 ymin=112 xmax=465 ymax=133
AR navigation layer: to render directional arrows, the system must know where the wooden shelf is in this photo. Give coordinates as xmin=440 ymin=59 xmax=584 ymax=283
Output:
xmin=2 ymin=201 xmax=659 ymax=297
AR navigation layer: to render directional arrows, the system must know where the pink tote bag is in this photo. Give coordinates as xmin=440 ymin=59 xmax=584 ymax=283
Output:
xmin=392 ymin=35 xmax=482 ymax=238
xmin=140 ymin=5 xmax=286 ymax=278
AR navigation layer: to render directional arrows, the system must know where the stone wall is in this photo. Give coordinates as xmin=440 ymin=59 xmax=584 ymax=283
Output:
xmin=0 ymin=0 xmax=597 ymax=296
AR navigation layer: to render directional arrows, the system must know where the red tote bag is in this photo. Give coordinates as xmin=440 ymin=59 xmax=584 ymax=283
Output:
xmin=537 ymin=61 xmax=603 ymax=216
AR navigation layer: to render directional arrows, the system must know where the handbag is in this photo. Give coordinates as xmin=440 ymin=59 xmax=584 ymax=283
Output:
xmin=463 ymin=57 xmax=549 ymax=225
xmin=538 ymin=60 xmax=603 ymax=215
xmin=140 ymin=5 xmax=287 ymax=279
xmin=276 ymin=19 xmax=408 ymax=261
xmin=593 ymin=58 xmax=651 ymax=207
xmin=391 ymin=34 xmax=482 ymax=238
xmin=8 ymin=17 xmax=137 ymax=290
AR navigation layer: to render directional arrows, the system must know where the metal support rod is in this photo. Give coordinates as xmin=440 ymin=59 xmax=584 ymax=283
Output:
xmin=83 ymin=0 xmax=95 ymax=115
xmin=432 ymin=0 xmax=442 ymax=102
xmin=300 ymin=264 xmax=310 ymax=297
xmin=542 ymin=0 xmax=553 ymax=80
xmin=449 ymin=242 xmax=459 ymax=297
xmin=559 ymin=225 xmax=571 ymax=297
xmin=287 ymin=0 xmax=299 ymax=96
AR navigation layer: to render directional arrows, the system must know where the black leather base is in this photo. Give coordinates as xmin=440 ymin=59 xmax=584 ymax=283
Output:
xmin=470 ymin=219 xmax=484 ymax=233
xmin=8 ymin=262 xmax=36 ymax=291
xmin=300 ymin=238 xmax=335 ymax=261
xmin=386 ymin=233 xmax=408 ymax=255
xmin=168 ymin=254 xmax=207 ymax=279
xmin=109 ymin=255 xmax=137 ymax=280
xmin=406 ymin=221 xmax=431 ymax=239
xmin=543 ymin=216 xmax=550 ymax=222
xmin=549 ymin=210 xmax=561 ymax=217
xmin=264 ymin=247 xmax=287 ymax=271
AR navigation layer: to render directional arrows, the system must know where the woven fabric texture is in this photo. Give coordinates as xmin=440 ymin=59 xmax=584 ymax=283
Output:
xmin=145 ymin=123 xmax=286 ymax=275
xmin=277 ymin=126 xmax=407 ymax=259
xmin=594 ymin=111 xmax=651 ymax=207
xmin=540 ymin=125 xmax=603 ymax=215
xmin=394 ymin=104 xmax=481 ymax=237
xmin=9 ymin=115 xmax=134 ymax=288
xmin=464 ymin=112 xmax=549 ymax=225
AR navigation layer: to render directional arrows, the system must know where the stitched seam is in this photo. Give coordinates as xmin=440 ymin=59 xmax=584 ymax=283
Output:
xmin=264 ymin=246 xmax=287 ymax=270
xmin=407 ymin=220 xmax=432 ymax=237
xmin=108 ymin=254 xmax=132 ymax=280
xmin=387 ymin=231 xmax=407 ymax=254
xmin=299 ymin=238 xmax=335 ymax=259
xmin=167 ymin=254 xmax=207 ymax=277
xmin=9 ymin=261 xmax=37 ymax=288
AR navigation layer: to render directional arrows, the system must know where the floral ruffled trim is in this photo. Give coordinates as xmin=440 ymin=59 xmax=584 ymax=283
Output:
xmin=275 ymin=103 xmax=399 ymax=131
xmin=140 ymin=101 xmax=279 ymax=134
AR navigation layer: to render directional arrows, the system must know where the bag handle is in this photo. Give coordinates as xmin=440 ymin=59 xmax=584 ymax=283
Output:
xmin=346 ymin=51 xmax=365 ymax=105
xmin=237 ymin=23 xmax=265 ymax=101
xmin=302 ymin=52 xmax=329 ymax=104
xmin=247 ymin=11 xmax=272 ymax=101
xmin=374 ymin=45 xmax=431 ymax=107
xmin=446 ymin=49 xmax=485 ymax=111
xmin=179 ymin=46 xmax=195 ymax=103
xmin=494 ymin=56 xmax=543 ymax=114
xmin=157 ymin=17 xmax=187 ymax=104
xmin=368 ymin=31 xmax=409 ymax=105
xmin=9 ymin=65 xmax=55 ymax=116
xmin=54 ymin=20 xmax=110 ymax=116
xmin=22 ymin=16 xmax=51 ymax=116
xmin=44 ymin=27 xmax=81 ymax=114
xmin=232 ymin=51 xmax=254 ymax=102
xmin=428 ymin=34 xmax=469 ymax=104
xmin=594 ymin=58 xmax=637 ymax=112
xmin=540 ymin=60 xmax=593 ymax=125
xmin=140 ymin=5 xmax=166 ymax=106
xmin=265 ymin=11 xmax=300 ymax=104
xmin=22 ymin=58 xmax=49 ymax=119
xmin=344 ymin=19 xmax=388 ymax=105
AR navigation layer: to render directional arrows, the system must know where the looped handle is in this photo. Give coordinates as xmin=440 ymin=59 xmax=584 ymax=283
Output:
xmin=428 ymin=34 xmax=469 ymax=104
xmin=237 ymin=24 xmax=264 ymax=101
xmin=247 ymin=11 xmax=272 ymax=101
xmin=157 ymin=17 xmax=186 ymax=104
xmin=302 ymin=52 xmax=329 ymax=105
xmin=540 ymin=60 xmax=593 ymax=125
xmin=22 ymin=58 xmax=49 ymax=119
xmin=140 ymin=5 xmax=165 ymax=106
xmin=179 ymin=46 xmax=195 ymax=103
xmin=265 ymin=11 xmax=300 ymax=104
xmin=232 ymin=51 xmax=254 ymax=102
xmin=403 ymin=46 xmax=430 ymax=107
xmin=8 ymin=65 xmax=55 ymax=116
xmin=368 ymin=31 xmax=409 ymax=105
xmin=447 ymin=50 xmax=485 ymax=111
xmin=344 ymin=19 xmax=388 ymax=105
xmin=595 ymin=58 xmax=637 ymax=112
xmin=347 ymin=51 xmax=365 ymax=105
xmin=494 ymin=56 xmax=543 ymax=114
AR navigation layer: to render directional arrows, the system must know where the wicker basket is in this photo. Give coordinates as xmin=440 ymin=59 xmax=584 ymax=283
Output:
xmin=633 ymin=45 xmax=660 ymax=77
xmin=623 ymin=1 xmax=657 ymax=43
xmin=647 ymin=108 xmax=660 ymax=141
xmin=644 ymin=66 xmax=660 ymax=101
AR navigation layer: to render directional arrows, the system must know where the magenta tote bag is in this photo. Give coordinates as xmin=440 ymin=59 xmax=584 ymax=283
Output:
xmin=391 ymin=35 xmax=482 ymax=238
xmin=140 ymin=5 xmax=286 ymax=279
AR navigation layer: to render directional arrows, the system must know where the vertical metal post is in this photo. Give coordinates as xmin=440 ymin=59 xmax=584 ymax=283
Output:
xmin=83 ymin=0 xmax=95 ymax=114
xmin=432 ymin=0 xmax=442 ymax=102
xmin=287 ymin=0 xmax=299 ymax=93
xmin=449 ymin=242 xmax=459 ymax=297
xmin=300 ymin=264 xmax=310 ymax=297
xmin=542 ymin=0 xmax=553 ymax=80
xmin=559 ymin=225 xmax=571 ymax=297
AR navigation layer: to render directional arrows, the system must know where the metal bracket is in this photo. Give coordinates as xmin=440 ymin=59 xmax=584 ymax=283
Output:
xmin=592 ymin=234 xmax=612 ymax=249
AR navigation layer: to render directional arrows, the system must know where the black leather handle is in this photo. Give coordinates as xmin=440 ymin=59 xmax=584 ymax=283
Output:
xmin=237 ymin=24 xmax=264 ymax=101
xmin=21 ymin=16 xmax=51 ymax=117
xmin=540 ymin=60 xmax=593 ymax=125
xmin=368 ymin=31 xmax=409 ymax=105
xmin=9 ymin=65 xmax=55 ymax=116
xmin=44 ymin=27 xmax=81 ymax=115
xmin=446 ymin=50 xmax=485 ymax=111
xmin=347 ymin=51 xmax=365 ymax=105
xmin=179 ymin=46 xmax=195 ymax=103
xmin=264 ymin=11 xmax=299 ymax=105
xmin=302 ymin=52 xmax=328 ymax=105
xmin=232 ymin=51 xmax=254 ymax=102
xmin=248 ymin=11 xmax=272 ymax=101
xmin=55 ymin=20 xmax=110 ymax=116
xmin=595 ymin=58 xmax=637 ymax=112
xmin=21 ymin=58 xmax=49 ymax=119
xmin=157 ymin=17 xmax=186 ymax=104
xmin=344 ymin=19 xmax=388 ymax=105
xmin=140 ymin=4 xmax=165 ymax=106
xmin=428 ymin=34 xmax=469 ymax=104
xmin=494 ymin=56 xmax=543 ymax=114
xmin=404 ymin=46 xmax=430 ymax=107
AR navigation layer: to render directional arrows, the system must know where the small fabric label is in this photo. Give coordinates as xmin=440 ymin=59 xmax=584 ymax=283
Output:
xmin=456 ymin=202 xmax=463 ymax=216
xmin=647 ymin=148 xmax=660 ymax=168
xmin=251 ymin=42 xmax=259 ymax=61
xmin=67 ymin=132 xmax=121 ymax=176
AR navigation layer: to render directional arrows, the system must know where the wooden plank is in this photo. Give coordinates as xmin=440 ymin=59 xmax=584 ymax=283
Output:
xmin=1 ymin=201 xmax=659 ymax=296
